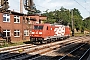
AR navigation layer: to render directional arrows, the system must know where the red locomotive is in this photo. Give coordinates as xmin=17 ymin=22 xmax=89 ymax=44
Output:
xmin=30 ymin=24 xmax=70 ymax=43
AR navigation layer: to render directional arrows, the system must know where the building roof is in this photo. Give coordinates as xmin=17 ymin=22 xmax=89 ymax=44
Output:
xmin=0 ymin=10 xmax=25 ymax=16
xmin=11 ymin=11 xmax=24 ymax=16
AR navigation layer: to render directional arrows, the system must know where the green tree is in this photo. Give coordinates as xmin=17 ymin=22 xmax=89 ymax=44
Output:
xmin=71 ymin=8 xmax=83 ymax=32
xmin=83 ymin=17 xmax=90 ymax=31
xmin=42 ymin=7 xmax=85 ymax=33
xmin=27 ymin=6 xmax=41 ymax=14
xmin=43 ymin=18 xmax=56 ymax=24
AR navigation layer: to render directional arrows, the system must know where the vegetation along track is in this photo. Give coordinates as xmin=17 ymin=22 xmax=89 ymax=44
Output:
xmin=0 ymin=37 xmax=89 ymax=60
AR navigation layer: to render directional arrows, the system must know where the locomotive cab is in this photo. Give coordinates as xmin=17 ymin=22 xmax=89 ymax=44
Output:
xmin=30 ymin=24 xmax=50 ymax=43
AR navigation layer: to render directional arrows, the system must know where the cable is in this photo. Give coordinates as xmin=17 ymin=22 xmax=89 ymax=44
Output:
xmin=84 ymin=0 xmax=90 ymax=8
xmin=74 ymin=0 xmax=90 ymax=16
xmin=74 ymin=0 xmax=87 ymax=11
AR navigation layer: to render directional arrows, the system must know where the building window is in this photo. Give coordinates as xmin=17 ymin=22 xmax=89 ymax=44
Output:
xmin=3 ymin=30 xmax=10 ymax=37
xmin=14 ymin=15 xmax=20 ymax=23
xmin=24 ymin=30 xmax=29 ymax=36
xmin=3 ymin=14 xmax=10 ymax=22
xmin=14 ymin=30 xmax=20 ymax=37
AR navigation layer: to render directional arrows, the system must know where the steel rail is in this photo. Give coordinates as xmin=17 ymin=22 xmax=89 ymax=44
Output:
xmin=22 ymin=39 xmax=86 ymax=60
xmin=30 ymin=43 xmax=80 ymax=60
xmin=0 ymin=38 xmax=88 ymax=58
xmin=0 ymin=44 xmax=33 ymax=52
xmin=79 ymin=48 xmax=90 ymax=60
xmin=58 ymin=43 xmax=86 ymax=60
xmin=0 ymin=37 xmax=86 ymax=53
xmin=2 ymin=38 xmax=80 ymax=60
xmin=0 ymin=45 xmax=37 ymax=58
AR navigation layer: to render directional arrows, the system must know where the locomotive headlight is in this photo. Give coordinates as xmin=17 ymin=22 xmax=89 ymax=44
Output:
xmin=32 ymin=32 xmax=35 ymax=34
xmin=39 ymin=32 xmax=42 ymax=34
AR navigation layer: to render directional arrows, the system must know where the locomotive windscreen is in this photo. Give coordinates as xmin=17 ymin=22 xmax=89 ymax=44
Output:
xmin=34 ymin=25 xmax=43 ymax=30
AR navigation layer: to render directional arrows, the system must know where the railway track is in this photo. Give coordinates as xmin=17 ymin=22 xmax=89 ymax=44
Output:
xmin=0 ymin=37 xmax=77 ymax=53
xmin=0 ymin=44 xmax=37 ymax=53
xmin=26 ymin=37 xmax=90 ymax=60
xmin=14 ymin=37 xmax=90 ymax=60
xmin=58 ymin=43 xmax=90 ymax=60
xmin=0 ymin=37 xmax=89 ymax=60
xmin=29 ymin=37 xmax=90 ymax=60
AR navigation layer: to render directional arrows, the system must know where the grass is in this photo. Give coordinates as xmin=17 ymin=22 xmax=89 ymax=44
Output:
xmin=0 ymin=41 xmax=25 ymax=48
xmin=74 ymin=33 xmax=85 ymax=36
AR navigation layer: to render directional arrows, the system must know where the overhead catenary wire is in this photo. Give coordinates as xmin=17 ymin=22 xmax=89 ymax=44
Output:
xmin=74 ymin=0 xmax=90 ymax=15
xmin=84 ymin=0 xmax=90 ymax=9
xmin=84 ymin=0 xmax=90 ymax=17
xmin=8 ymin=0 xmax=90 ymax=18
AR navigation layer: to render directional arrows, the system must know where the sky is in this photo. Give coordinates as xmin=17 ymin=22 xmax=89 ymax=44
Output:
xmin=8 ymin=0 xmax=90 ymax=19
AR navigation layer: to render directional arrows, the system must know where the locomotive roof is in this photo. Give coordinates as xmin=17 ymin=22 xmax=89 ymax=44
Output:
xmin=34 ymin=24 xmax=51 ymax=25
xmin=34 ymin=24 xmax=65 ymax=26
